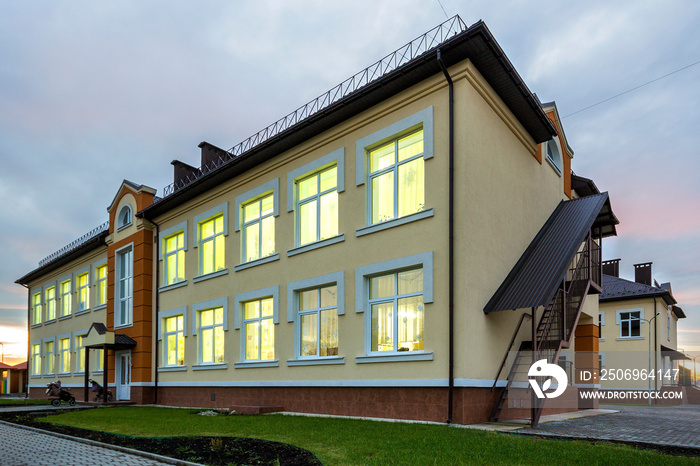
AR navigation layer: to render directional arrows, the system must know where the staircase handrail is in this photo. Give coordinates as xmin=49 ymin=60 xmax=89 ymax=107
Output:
xmin=491 ymin=312 xmax=530 ymax=391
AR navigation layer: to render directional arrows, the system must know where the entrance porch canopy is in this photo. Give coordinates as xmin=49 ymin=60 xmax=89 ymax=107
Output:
xmin=82 ymin=322 xmax=136 ymax=402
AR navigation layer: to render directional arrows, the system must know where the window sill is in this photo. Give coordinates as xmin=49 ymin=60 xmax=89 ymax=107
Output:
xmin=356 ymin=209 xmax=434 ymax=237
xmin=58 ymin=315 xmax=72 ymax=321
xmin=287 ymin=357 xmax=345 ymax=367
xmin=73 ymin=372 xmax=84 ymax=376
xmin=30 ymin=323 xmax=42 ymax=328
xmin=192 ymin=363 xmax=228 ymax=371
xmin=616 ymin=336 xmax=644 ymax=341
xmin=158 ymin=365 xmax=188 ymax=372
xmin=93 ymin=370 xmax=104 ymax=374
xmin=45 ymin=319 xmax=57 ymax=325
xmin=355 ymin=352 xmax=433 ymax=364
xmin=114 ymin=323 xmax=133 ymax=330
xmin=287 ymin=235 xmax=345 ymax=257
xmin=75 ymin=308 xmax=90 ymax=316
xmin=93 ymin=304 xmax=107 ymax=311
xmin=159 ymin=280 xmax=188 ymax=293
xmin=193 ymin=269 xmax=229 ymax=283
xmin=234 ymin=254 xmax=280 ymax=272
xmin=234 ymin=360 xmax=279 ymax=369
xmin=58 ymin=371 xmax=71 ymax=376
xmin=30 ymin=375 xmax=42 ymax=379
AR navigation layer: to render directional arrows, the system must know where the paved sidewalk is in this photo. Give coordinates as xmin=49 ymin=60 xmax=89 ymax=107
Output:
xmin=517 ymin=404 xmax=700 ymax=450
xmin=0 ymin=421 xmax=193 ymax=466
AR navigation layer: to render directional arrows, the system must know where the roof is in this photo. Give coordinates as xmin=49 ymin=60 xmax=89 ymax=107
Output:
xmin=11 ymin=362 xmax=27 ymax=370
xmin=484 ymin=192 xmax=617 ymax=314
xmin=571 ymin=173 xmax=601 ymax=198
xmin=600 ymin=274 xmax=678 ymax=307
xmin=661 ymin=345 xmax=689 ymax=361
xmin=140 ymin=16 xmax=557 ymax=220
xmin=672 ymin=305 xmax=686 ymax=319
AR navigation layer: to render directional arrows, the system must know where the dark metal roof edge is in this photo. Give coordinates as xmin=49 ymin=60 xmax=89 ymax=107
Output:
xmin=15 ymin=231 xmax=109 ymax=285
xmin=139 ymin=20 xmax=556 ymax=220
xmin=600 ymin=290 xmax=676 ymax=306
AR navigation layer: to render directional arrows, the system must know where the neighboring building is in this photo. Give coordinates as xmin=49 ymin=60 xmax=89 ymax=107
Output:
xmin=598 ymin=259 xmax=689 ymax=393
xmin=0 ymin=362 xmax=27 ymax=395
xmin=16 ymin=16 xmax=619 ymax=425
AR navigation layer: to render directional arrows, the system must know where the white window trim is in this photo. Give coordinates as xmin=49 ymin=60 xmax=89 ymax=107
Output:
xmin=193 ymin=298 xmax=228 ymax=366
xmin=235 ymin=180 xmax=279 ymax=265
xmin=114 ymin=243 xmax=134 ymax=329
xmin=117 ymin=204 xmax=133 ymax=231
xmin=616 ymin=308 xmax=644 ymax=339
xmin=160 ymin=306 xmax=187 ymax=368
xmin=30 ymin=340 xmax=42 ymax=377
xmin=159 ymin=306 xmax=189 ymax=339
xmin=287 ymin=148 xmax=345 ymax=212
xmin=75 ymin=265 xmax=91 ymax=315
xmin=233 ymin=286 xmax=279 ymax=365
xmin=73 ymin=328 xmax=89 ymax=375
xmin=43 ymin=281 xmax=57 ymax=323
xmin=92 ymin=258 xmax=108 ymax=309
xmin=42 ymin=336 xmax=56 ymax=375
xmin=57 ymin=273 xmax=73 ymax=320
xmin=160 ymin=221 xmax=188 ymax=287
xmin=31 ymin=289 xmax=43 ymax=327
xmin=192 ymin=203 xmax=228 ymax=278
xmin=287 ymin=271 xmax=345 ymax=362
xmin=544 ymin=137 xmax=563 ymax=176
xmin=57 ymin=332 xmax=72 ymax=374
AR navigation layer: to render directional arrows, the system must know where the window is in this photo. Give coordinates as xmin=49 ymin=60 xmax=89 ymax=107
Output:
xmin=95 ymin=264 xmax=107 ymax=306
xmin=164 ymin=315 xmax=185 ymax=366
xmin=545 ymin=138 xmax=562 ymax=173
xmin=117 ymin=204 xmax=132 ymax=229
xmin=32 ymin=292 xmax=42 ymax=325
xmin=59 ymin=279 xmax=72 ymax=317
xmin=369 ymin=269 xmax=424 ymax=352
xmin=164 ymin=232 xmax=185 ymax=285
xmin=242 ymin=194 xmax=275 ymax=262
xmin=95 ymin=349 xmax=104 ymax=371
xmin=31 ymin=344 xmax=41 ymax=376
xmin=116 ymin=246 xmax=133 ymax=327
xmin=45 ymin=286 xmax=56 ymax=321
xmin=76 ymin=272 xmax=90 ymax=312
xmin=198 ymin=307 xmax=225 ymax=364
xmin=369 ymin=130 xmax=424 ymax=224
xmin=76 ymin=335 xmax=85 ymax=372
xmin=44 ymin=340 xmax=55 ymax=374
xmin=668 ymin=311 xmax=671 ymax=340
xmin=298 ymin=286 xmax=339 ymax=358
xmin=619 ymin=310 xmax=642 ymax=338
xmin=296 ymin=167 xmax=339 ymax=246
xmin=598 ymin=312 xmax=605 ymax=339
xmin=59 ymin=337 xmax=71 ymax=373
xmin=243 ymin=298 xmax=275 ymax=361
xmin=199 ymin=216 xmax=225 ymax=275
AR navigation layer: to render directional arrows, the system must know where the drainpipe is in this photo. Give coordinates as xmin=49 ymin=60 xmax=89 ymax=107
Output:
xmin=437 ymin=49 xmax=455 ymax=424
xmin=654 ymin=298 xmax=657 ymax=402
xmin=21 ymin=283 xmax=29 ymax=398
xmin=153 ymin=221 xmax=160 ymax=404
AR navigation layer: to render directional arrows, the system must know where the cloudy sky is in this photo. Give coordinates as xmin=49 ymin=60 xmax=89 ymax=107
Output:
xmin=1 ymin=1 xmax=698 ymax=368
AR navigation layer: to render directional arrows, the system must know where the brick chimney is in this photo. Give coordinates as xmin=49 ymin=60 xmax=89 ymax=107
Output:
xmin=602 ymin=259 xmax=620 ymax=277
xmin=633 ymin=262 xmax=652 ymax=286
xmin=199 ymin=141 xmax=229 ymax=169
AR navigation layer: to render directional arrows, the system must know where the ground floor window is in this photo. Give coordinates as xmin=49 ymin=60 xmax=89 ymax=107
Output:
xmin=58 ymin=337 xmax=71 ymax=373
xmin=199 ymin=308 xmax=225 ymax=364
xmin=243 ymin=298 xmax=275 ymax=361
xmin=299 ymin=286 xmax=338 ymax=357
xmin=164 ymin=315 xmax=185 ymax=366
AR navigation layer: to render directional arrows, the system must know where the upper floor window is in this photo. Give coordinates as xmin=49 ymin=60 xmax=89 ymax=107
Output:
xmin=45 ymin=286 xmax=56 ymax=321
xmin=199 ymin=216 xmax=225 ymax=275
xmin=164 ymin=232 xmax=186 ymax=285
xmin=117 ymin=204 xmax=132 ymax=230
xmin=96 ymin=264 xmax=107 ymax=306
xmin=76 ymin=271 xmax=90 ymax=312
xmin=369 ymin=130 xmax=424 ymax=224
xmin=667 ymin=311 xmax=671 ymax=340
xmin=299 ymin=285 xmax=339 ymax=358
xmin=31 ymin=292 xmax=42 ymax=325
xmin=242 ymin=194 xmax=275 ymax=262
xmin=116 ymin=246 xmax=133 ymax=327
xmin=164 ymin=315 xmax=185 ymax=366
xmin=545 ymin=138 xmax=562 ymax=174
xmin=31 ymin=343 xmax=41 ymax=376
xmin=59 ymin=279 xmax=71 ymax=318
xmin=619 ymin=310 xmax=642 ymax=338
xmin=296 ymin=167 xmax=339 ymax=246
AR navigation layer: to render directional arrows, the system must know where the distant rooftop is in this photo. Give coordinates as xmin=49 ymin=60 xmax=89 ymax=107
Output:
xmin=600 ymin=274 xmax=677 ymax=307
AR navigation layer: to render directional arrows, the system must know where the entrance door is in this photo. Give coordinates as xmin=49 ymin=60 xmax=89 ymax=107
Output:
xmin=115 ymin=351 xmax=131 ymax=401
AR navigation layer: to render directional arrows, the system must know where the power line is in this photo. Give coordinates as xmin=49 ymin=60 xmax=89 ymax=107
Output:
xmin=562 ymin=59 xmax=700 ymax=119
xmin=437 ymin=0 xmax=449 ymax=19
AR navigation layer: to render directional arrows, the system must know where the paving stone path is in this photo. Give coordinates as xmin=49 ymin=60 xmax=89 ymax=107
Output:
xmin=0 ymin=421 xmax=178 ymax=466
xmin=518 ymin=404 xmax=700 ymax=449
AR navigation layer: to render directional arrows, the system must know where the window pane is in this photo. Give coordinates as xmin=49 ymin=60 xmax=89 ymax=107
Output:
xmin=298 ymin=176 xmax=317 ymax=201
xmin=370 ymin=274 xmax=395 ymax=299
xmin=261 ymin=216 xmax=275 ymax=257
xmin=245 ymin=322 xmax=259 ymax=359
xmin=398 ymin=130 xmax=423 ymax=161
xmin=261 ymin=318 xmax=274 ymax=360
xmin=215 ymin=326 xmax=225 ymax=362
xmin=177 ymin=232 xmax=184 ymax=249
xmin=245 ymin=223 xmax=259 ymax=261
xmin=261 ymin=195 xmax=274 ymax=216
xmin=202 ymin=328 xmax=213 ymax=363
xmin=398 ymin=269 xmax=423 ymax=295
xmin=622 ymin=321 xmax=629 ymax=337
xmin=299 ymin=200 xmax=317 ymax=245
xmin=320 ymin=309 xmax=338 ymax=357
xmin=398 ymin=157 xmax=424 ymax=217
xmin=214 ymin=233 xmax=225 ymax=270
xmin=200 ymin=219 xmax=214 ymax=240
xmin=176 ymin=250 xmax=185 ymax=281
xmin=167 ymin=334 xmax=177 ymax=365
xmin=320 ymin=167 xmax=337 ymax=192
xmin=261 ymin=298 xmax=274 ymax=317
xmin=166 ymin=254 xmax=177 ymax=284
xmin=370 ymin=142 xmax=395 ymax=172
xmin=177 ymin=332 xmax=185 ymax=365
xmin=398 ymin=296 xmax=424 ymax=351
xmin=631 ymin=318 xmax=641 ymax=337
xmin=201 ymin=309 xmax=213 ymax=327
xmin=202 ymin=239 xmax=213 ymax=274
xmin=215 ymin=307 xmax=224 ymax=325
xmin=300 ymin=313 xmax=317 ymax=356
xmin=177 ymin=315 xmax=184 ymax=331
xmin=165 ymin=236 xmax=177 ymax=252
xmin=319 ymin=191 xmax=338 ymax=240
xmin=214 ymin=215 xmax=224 ymax=234
xmin=372 ymin=171 xmax=394 ymax=223
xmin=165 ymin=317 xmax=176 ymax=333
xmin=244 ymin=301 xmax=259 ymax=320
xmin=371 ymin=302 xmax=394 ymax=352
xmin=244 ymin=201 xmax=260 ymax=222
xmin=320 ymin=286 xmax=337 ymax=308
xmin=300 ymin=290 xmax=318 ymax=311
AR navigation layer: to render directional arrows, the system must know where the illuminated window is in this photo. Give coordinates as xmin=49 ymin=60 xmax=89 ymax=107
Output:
xmin=199 ymin=308 xmax=224 ymax=364
xmin=32 ymin=292 xmax=42 ymax=325
xmin=76 ymin=335 xmax=85 ymax=372
xmin=95 ymin=349 xmax=104 ymax=371
xmin=164 ymin=232 xmax=185 ymax=285
xmin=242 ymin=194 xmax=275 ymax=262
xmin=116 ymin=246 xmax=133 ymax=327
xmin=45 ymin=286 xmax=56 ymax=321
xmin=298 ymin=286 xmax=338 ymax=358
xmin=96 ymin=264 xmax=107 ymax=306
xmin=45 ymin=340 xmax=55 ymax=374
xmin=199 ymin=216 xmax=225 ymax=275
xmin=164 ymin=315 xmax=185 ymax=366
xmin=59 ymin=279 xmax=72 ymax=317
xmin=369 ymin=269 xmax=424 ymax=353
xmin=243 ymin=298 xmax=275 ymax=361
xmin=77 ymin=272 xmax=90 ymax=312
xmin=369 ymin=130 xmax=424 ymax=224
xmin=31 ymin=344 xmax=41 ymax=376
xmin=59 ymin=338 xmax=71 ymax=373
xmin=296 ymin=167 xmax=338 ymax=246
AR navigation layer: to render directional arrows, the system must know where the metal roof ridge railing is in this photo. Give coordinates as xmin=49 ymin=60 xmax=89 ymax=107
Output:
xmin=160 ymin=15 xmax=468 ymax=199
xmin=38 ymin=221 xmax=110 ymax=267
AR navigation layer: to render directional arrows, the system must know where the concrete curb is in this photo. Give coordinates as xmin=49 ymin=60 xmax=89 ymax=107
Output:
xmin=0 ymin=420 xmax=203 ymax=466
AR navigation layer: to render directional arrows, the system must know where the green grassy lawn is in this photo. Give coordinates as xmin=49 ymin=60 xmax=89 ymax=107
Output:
xmin=0 ymin=398 xmax=50 ymax=406
xmin=40 ymin=406 xmax=699 ymax=465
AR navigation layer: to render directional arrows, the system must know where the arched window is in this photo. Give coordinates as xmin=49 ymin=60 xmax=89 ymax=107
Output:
xmin=545 ymin=138 xmax=562 ymax=174
xmin=117 ymin=205 xmax=132 ymax=229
